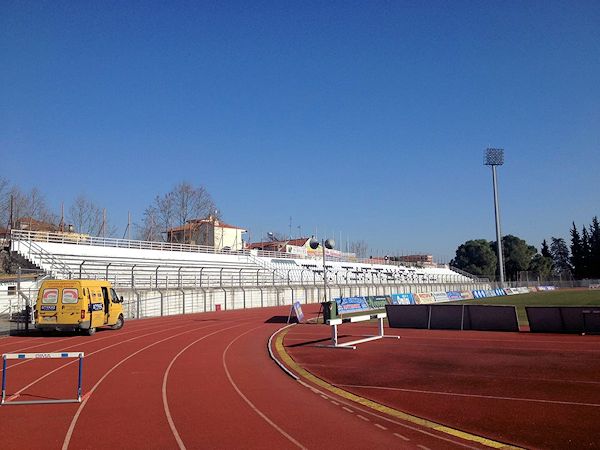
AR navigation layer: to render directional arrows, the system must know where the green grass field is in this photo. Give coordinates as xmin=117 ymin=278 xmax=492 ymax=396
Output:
xmin=446 ymin=289 xmax=600 ymax=326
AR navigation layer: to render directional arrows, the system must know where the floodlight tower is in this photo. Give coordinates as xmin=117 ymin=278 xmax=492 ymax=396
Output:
xmin=310 ymin=237 xmax=335 ymax=302
xmin=484 ymin=148 xmax=505 ymax=287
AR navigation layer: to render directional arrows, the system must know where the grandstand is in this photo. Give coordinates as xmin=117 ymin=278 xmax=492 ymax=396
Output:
xmin=4 ymin=229 xmax=487 ymax=319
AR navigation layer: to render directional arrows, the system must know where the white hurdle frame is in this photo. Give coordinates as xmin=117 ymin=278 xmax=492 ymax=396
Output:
xmin=321 ymin=312 xmax=399 ymax=350
xmin=1 ymin=352 xmax=84 ymax=405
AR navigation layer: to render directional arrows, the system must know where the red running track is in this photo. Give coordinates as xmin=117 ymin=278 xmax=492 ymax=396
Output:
xmin=2 ymin=305 xmax=596 ymax=449
xmin=0 ymin=306 xmax=486 ymax=450
xmin=282 ymin=305 xmax=600 ymax=449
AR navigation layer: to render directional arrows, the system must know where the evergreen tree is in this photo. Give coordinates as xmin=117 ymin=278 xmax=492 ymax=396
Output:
xmin=541 ymin=239 xmax=551 ymax=258
xmin=491 ymin=235 xmax=536 ymax=281
xmin=450 ymin=239 xmax=497 ymax=279
xmin=550 ymin=237 xmax=572 ymax=277
xmin=570 ymin=222 xmax=584 ymax=279
xmin=581 ymin=226 xmax=591 ymax=279
xmin=590 ymin=216 xmax=600 ymax=278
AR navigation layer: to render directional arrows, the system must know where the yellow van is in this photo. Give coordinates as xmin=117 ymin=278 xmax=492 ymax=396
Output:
xmin=35 ymin=280 xmax=124 ymax=335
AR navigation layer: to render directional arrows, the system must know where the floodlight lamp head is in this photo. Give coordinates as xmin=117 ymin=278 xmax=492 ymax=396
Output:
xmin=324 ymin=239 xmax=335 ymax=250
xmin=309 ymin=238 xmax=319 ymax=250
xmin=484 ymin=148 xmax=504 ymax=166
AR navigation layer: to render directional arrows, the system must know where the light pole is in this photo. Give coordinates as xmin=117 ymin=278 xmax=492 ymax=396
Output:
xmin=310 ymin=236 xmax=335 ymax=302
xmin=484 ymin=148 xmax=505 ymax=287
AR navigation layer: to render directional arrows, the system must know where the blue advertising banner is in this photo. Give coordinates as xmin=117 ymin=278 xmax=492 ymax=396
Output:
xmin=292 ymin=301 xmax=304 ymax=323
xmin=335 ymin=297 xmax=370 ymax=313
xmin=446 ymin=291 xmax=462 ymax=300
xmin=472 ymin=290 xmax=486 ymax=299
xmin=391 ymin=293 xmax=415 ymax=305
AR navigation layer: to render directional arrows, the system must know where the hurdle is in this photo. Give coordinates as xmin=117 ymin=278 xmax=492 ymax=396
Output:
xmin=321 ymin=312 xmax=399 ymax=350
xmin=1 ymin=352 xmax=84 ymax=405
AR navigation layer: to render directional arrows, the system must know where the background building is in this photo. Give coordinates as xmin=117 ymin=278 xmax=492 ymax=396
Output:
xmin=167 ymin=215 xmax=246 ymax=251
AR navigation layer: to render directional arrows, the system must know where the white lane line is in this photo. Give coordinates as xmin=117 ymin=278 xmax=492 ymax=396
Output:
xmin=394 ymin=432 xmax=410 ymax=441
xmin=163 ymin=323 xmax=246 ymax=450
xmin=418 ymin=445 xmax=432 ymax=450
xmin=330 ymin=400 xmax=340 ymax=406
xmin=356 ymin=415 xmax=369 ymax=422
xmin=296 ymin=380 xmax=485 ymax=450
xmin=342 ymin=406 xmax=354 ymax=413
xmin=337 ymin=384 xmax=600 ymax=408
xmin=7 ymin=324 xmax=192 ymax=400
xmin=3 ymin=322 xmax=163 ymax=370
xmin=374 ymin=423 xmax=387 ymax=431
xmin=223 ymin=325 xmax=307 ymax=450
xmin=62 ymin=322 xmax=227 ymax=450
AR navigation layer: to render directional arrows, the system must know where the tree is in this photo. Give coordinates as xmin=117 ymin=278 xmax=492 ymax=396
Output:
xmin=0 ymin=177 xmax=9 ymax=228
xmin=528 ymin=254 xmax=553 ymax=280
xmin=10 ymin=186 xmax=56 ymax=225
xmin=450 ymin=239 xmax=497 ymax=279
xmin=68 ymin=195 xmax=116 ymax=237
xmin=138 ymin=181 xmax=217 ymax=242
xmin=570 ymin=222 xmax=585 ymax=279
xmin=491 ymin=235 xmax=536 ymax=281
xmin=550 ymin=237 xmax=572 ymax=277
xmin=541 ymin=239 xmax=551 ymax=258
xmin=589 ymin=217 xmax=600 ymax=278
xmin=136 ymin=206 xmax=162 ymax=241
xmin=581 ymin=226 xmax=592 ymax=279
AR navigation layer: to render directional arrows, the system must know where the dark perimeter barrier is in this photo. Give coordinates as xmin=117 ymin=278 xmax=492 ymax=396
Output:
xmin=526 ymin=306 xmax=600 ymax=334
xmin=386 ymin=304 xmax=519 ymax=332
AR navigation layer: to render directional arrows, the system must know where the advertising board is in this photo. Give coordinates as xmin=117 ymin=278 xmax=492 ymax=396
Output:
xmin=432 ymin=291 xmax=449 ymax=302
xmin=335 ymin=297 xmax=370 ymax=314
xmin=391 ymin=293 xmax=415 ymax=305
xmin=415 ymin=292 xmax=434 ymax=304
xmin=446 ymin=291 xmax=462 ymax=300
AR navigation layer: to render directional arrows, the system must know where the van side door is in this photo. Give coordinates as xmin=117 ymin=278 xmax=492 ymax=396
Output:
xmin=101 ymin=287 xmax=110 ymax=325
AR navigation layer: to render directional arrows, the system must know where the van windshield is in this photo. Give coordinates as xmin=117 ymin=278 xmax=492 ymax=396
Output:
xmin=62 ymin=288 xmax=79 ymax=304
xmin=42 ymin=288 xmax=58 ymax=304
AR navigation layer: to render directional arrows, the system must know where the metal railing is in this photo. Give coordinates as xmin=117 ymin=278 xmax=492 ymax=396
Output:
xmin=12 ymin=238 xmax=75 ymax=279
xmin=10 ymin=229 xmax=456 ymax=270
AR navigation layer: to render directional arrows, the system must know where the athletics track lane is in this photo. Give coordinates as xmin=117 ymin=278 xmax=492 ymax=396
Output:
xmin=0 ymin=315 xmax=189 ymax=448
xmin=281 ymin=313 xmax=600 ymax=450
xmin=0 ymin=307 xmax=486 ymax=449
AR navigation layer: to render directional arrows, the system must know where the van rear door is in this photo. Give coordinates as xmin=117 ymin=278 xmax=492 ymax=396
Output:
xmin=59 ymin=287 xmax=81 ymax=324
xmin=39 ymin=287 xmax=59 ymax=325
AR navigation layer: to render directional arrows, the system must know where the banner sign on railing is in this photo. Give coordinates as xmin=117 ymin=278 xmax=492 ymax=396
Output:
xmin=446 ymin=291 xmax=462 ymax=300
xmin=364 ymin=295 xmax=391 ymax=309
xmin=391 ymin=293 xmax=415 ymax=305
xmin=335 ymin=297 xmax=370 ymax=314
xmin=432 ymin=291 xmax=449 ymax=302
xmin=414 ymin=293 xmax=434 ymax=304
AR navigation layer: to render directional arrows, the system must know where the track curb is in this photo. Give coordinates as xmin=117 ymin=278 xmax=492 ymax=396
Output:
xmin=272 ymin=326 xmax=522 ymax=450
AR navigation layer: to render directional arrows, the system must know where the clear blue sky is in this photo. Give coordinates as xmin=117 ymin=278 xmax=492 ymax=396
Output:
xmin=2 ymin=1 xmax=599 ymax=262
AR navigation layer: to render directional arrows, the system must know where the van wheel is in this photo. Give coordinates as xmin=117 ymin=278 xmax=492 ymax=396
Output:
xmin=112 ymin=315 xmax=124 ymax=330
xmin=86 ymin=327 xmax=96 ymax=336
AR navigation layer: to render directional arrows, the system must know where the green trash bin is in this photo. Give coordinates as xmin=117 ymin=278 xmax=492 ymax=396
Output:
xmin=321 ymin=301 xmax=338 ymax=322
